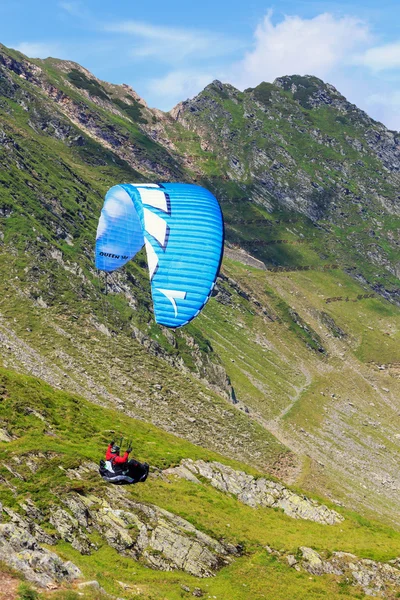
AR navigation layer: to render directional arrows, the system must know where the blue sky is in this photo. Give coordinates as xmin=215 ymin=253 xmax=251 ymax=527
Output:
xmin=1 ymin=0 xmax=400 ymax=129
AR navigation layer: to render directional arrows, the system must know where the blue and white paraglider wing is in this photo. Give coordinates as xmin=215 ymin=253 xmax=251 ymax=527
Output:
xmin=95 ymin=185 xmax=145 ymax=272
xmin=134 ymin=183 xmax=224 ymax=328
xmin=95 ymin=182 xmax=224 ymax=328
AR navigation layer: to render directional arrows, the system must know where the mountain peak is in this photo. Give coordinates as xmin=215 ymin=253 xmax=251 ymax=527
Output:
xmin=272 ymin=74 xmax=346 ymax=109
xmin=274 ymin=74 xmax=327 ymax=88
xmin=203 ymin=79 xmax=241 ymax=97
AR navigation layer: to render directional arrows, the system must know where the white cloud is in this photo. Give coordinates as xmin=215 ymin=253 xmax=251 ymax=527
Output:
xmin=232 ymin=12 xmax=371 ymax=89
xmin=354 ymin=42 xmax=400 ymax=72
xmin=105 ymin=20 xmax=240 ymax=63
xmin=366 ymin=91 xmax=400 ymax=129
xmin=368 ymin=91 xmax=400 ymax=106
xmin=59 ymin=1 xmax=88 ymax=19
xmin=146 ymin=70 xmax=216 ymax=108
xmin=108 ymin=21 xmax=197 ymax=42
xmin=14 ymin=42 xmax=59 ymax=58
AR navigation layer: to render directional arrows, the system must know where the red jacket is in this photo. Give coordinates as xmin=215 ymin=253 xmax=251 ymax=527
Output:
xmin=106 ymin=444 xmax=129 ymax=464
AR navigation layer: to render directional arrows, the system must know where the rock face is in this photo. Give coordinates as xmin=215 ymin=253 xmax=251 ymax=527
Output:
xmin=0 ymin=476 xmax=237 ymax=586
xmin=48 ymin=489 xmax=238 ymax=577
xmin=0 ymin=428 xmax=12 ymax=442
xmin=165 ymin=460 xmax=343 ymax=525
xmin=297 ymin=546 xmax=400 ymax=597
xmin=49 ymin=507 xmax=94 ymax=555
xmin=0 ymin=519 xmax=81 ymax=588
xmin=0 ymin=465 xmax=238 ymax=588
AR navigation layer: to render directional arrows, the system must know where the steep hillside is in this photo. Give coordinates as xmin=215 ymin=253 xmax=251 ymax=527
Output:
xmin=2 ymin=367 xmax=400 ymax=599
xmin=0 ymin=42 xmax=400 ymax=597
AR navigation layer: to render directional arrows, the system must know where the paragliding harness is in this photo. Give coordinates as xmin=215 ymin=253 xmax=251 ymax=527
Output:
xmin=99 ymin=437 xmax=149 ymax=485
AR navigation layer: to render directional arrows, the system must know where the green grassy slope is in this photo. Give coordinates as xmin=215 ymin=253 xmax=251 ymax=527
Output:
xmin=1 ymin=366 xmax=400 ymax=600
xmin=203 ymin=257 xmax=400 ymax=524
xmin=1 ymin=42 xmax=400 ymax=519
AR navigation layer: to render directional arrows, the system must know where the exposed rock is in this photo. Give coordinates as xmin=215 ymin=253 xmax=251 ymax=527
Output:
xmin=320 ymin=311 xmax=347 ymax=338
xmin=51 ymin=491 xmax=238 ymax=577
xmin=299 ymin=546 xmax=324 ymax=574
xmin=164 ymin=464 xmax=201 ymax=484
xmin=298 ymin=546 xmax=400 ymax=596
xmin=0 ymin=483 xmax=238 ymax=583
xmin=286 ymin=554 xmax=298 ymax=567
xmin=3 ymin=505 xmax=56 ymax=545
xmin=224 ymin=246 xmax=266 ymax=270
xmin=0 ymin=522 xmax=81 ymax=588
xmin=49 ymin=507 xmax=94 ymax=554
xmin=288 ymin=309 xmax=326 ymax=353
xmin=0 ymin=428 xmax=12 ymax=442
xmin=167 ymin=460 xmax=343 ymax=525
xmin=19 ymin=498 xmax=45 ymax=522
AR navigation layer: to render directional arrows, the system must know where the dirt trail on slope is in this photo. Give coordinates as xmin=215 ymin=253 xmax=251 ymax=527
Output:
xmin=0 ymin=573 xmax=19 ymax=600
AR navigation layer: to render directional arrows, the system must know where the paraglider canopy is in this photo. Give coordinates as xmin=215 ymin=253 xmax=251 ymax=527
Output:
xmin=95 ymin=183 xmax=224 ymax=328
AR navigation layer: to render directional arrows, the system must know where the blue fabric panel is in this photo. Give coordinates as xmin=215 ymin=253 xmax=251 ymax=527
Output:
xmin=95 ymin=185 xmax=144 ymax=272
xmin=95 ymin=183 xmax=224 ymax=328
xmin=135 ymin=183 xmax=224 ymax=328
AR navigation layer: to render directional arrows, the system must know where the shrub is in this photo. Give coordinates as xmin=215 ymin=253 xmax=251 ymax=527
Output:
xmin=67 ymin=69 xmax=109 ymax=101
xmin=17 ymin=583 xmax=39 ymax=600
xmin=114 ymin=98 xmax=148 ymax=124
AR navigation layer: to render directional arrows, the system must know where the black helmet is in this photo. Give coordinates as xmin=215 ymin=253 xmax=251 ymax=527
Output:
xmin=111 ymin=444 xmax=120 ymax=453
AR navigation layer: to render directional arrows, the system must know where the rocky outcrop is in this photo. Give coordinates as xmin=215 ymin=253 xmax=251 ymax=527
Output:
xmin=165 ymin=460 xmax=343 ymax=525
xmin=3 ymin=505 xmax=57 ymax=546
xmin=0 ymin=511 xmax=81 ymax=588
xmin=0 ymin=429 xmax=12 ymax=443
xmin=49 ymin=490 xmax=238 ymax=577
xmin=223 ymin=246 xmax=267 ymax=271
xmin=287 ymin=546 xmax=400 ymax=597
xmin=49 ymin=507 xmax=94 ymax=555
xmin=0 ymin=477 xmax=238 ymax=584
